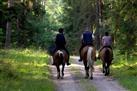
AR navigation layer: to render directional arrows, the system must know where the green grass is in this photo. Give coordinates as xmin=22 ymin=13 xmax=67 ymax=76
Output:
xmin=111 ymin=52 xmax=137 ymax=91
xmin=0 ymin=49 xmax=55 ymax=91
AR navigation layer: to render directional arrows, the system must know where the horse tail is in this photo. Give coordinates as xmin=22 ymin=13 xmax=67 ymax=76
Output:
xmin=60 ymin=53 xmax=64 ymax=62
xmin=105 ymin=48 xmax=110 ymax=62
xmin=87 ymin=47 xmax=94 ymax=67
xmin=57 ymin=50 xmax=64 ymax=63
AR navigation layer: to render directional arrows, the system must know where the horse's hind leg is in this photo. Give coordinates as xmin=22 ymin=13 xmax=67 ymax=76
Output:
xmin=85 ymin=66 xmax=89 ymax=79
xmin=56 ymin=65 xmax=60 ymax=79
xmin=102 ymin=62 xmax=105 ymax=73
xmin=61 ymin=64 xmax=65 ymax=79
xmin=105 ymin=63 xmax=111 ymax=76
xmin=90 ymin=66 xmax=94 ymax=80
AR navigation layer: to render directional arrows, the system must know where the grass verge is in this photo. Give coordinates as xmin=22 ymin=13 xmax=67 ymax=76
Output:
xmin=0 ymin=49 xmax=55 ymax=91
xmin=111 ymin=53 xmax=137 ymax=91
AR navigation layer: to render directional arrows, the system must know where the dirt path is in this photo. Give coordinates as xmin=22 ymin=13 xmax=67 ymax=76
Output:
xmin=50 ymin=56 xmax=128 ymax=91
xmin=50 ymin=56 xmax=84 ymax=91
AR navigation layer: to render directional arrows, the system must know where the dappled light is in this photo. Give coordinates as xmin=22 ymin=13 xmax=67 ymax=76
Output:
xmin=0 ymin=49 xmax=55 ymax=91
xmin=0 ymin=0 xmax=137 ymax=91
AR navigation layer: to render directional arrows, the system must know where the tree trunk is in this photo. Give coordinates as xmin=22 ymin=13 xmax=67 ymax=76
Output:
xmin=16 ymin=18 xmax=21 ymax=47
xmin=5 ymin=22 xmax=12 ymax=48
xmin=4 ymin=0 xmax=14 ymax=49
xmin=95 ymin=0 xmax=103 ymax=50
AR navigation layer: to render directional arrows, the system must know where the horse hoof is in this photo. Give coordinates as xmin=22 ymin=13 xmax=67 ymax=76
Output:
xmin=61 ymin=77 xmax=64 ymax=79
xmin=90 ymin=77 xmax=93 ymax=80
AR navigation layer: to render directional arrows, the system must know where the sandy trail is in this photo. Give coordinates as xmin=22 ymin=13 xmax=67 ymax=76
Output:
xmin=50 ymin=56 xmax=128 ymax=91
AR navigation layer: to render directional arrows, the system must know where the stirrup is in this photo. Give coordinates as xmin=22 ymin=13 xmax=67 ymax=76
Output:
xmin=67 ymin=63 xmax=71 ymax=65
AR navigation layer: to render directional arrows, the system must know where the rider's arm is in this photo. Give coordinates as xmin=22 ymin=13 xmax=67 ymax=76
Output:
xmin=102 ymin=36 xmax=105 ymax=46
xmin=80 ymin=34 xmax=83 ymax=43
xmin=109 ymin=36 xmax=112 ymax=46
xmin=92 ymin=34 xmax=95 ymax=41
xmin=64 ymin=35 xmax=66 ymax=45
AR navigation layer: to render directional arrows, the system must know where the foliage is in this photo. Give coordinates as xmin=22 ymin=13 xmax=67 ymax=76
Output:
xmin=111 ymin=51 xmax=137 ymax=91
xmin=0 ymin=49 xmax=55 ymax=91
xmin=0 ymin=60 xmax=18 ymax=79
xmin=0 ymin=0 xmax=57 ymax=49
xmin=46 ymin=0 xmax=96 ymax=54
xmin=103 ymin=0 xmax=137 ymax=56
xmin=0 ymin=0 xmax=137 ymax=55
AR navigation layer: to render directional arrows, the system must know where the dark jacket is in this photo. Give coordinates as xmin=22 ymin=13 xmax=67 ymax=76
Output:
xmin=55 ymin=33 xmax=66 ymax=48
xmin=82 ymin=31 xmax=93 ymax=45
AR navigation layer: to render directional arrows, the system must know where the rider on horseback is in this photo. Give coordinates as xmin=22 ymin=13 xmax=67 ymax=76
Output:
xmin=78 ymin=26 xmax=94 ymax=62
xmin=99 ymin=32 xmax=113 ymax=59
xmin=52 ymin=28 xmax=70 ymax=65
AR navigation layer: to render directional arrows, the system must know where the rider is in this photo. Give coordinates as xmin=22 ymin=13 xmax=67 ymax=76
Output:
xmin=78 ymin=26 xmax=94 ymax=62
xmin=52 ymin=28 xmax=70 ymax=65
xmin=99 ymin=32 xmax=113 ymax=58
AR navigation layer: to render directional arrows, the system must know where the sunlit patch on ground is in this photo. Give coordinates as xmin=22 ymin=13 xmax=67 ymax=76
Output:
xmin=0 ymin=49 xmax=55 ymax=91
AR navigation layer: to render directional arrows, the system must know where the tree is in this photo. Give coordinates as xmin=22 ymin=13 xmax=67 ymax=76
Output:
xmin=5 ymin=0 xmax=14 ymax=48
xmin=102 ymin=0 xmax=137 ymax=56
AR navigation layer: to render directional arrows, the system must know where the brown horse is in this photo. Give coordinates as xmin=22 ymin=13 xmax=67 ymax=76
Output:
xmin=81 ymin=45 xmax=96 ymax=79
xmin=53 ymin=49 xmax=68 ymax=79
xmin=99 ymin=47 xmax=113 ymax=76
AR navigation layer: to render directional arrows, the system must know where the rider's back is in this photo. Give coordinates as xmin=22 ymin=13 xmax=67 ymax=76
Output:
xmin=83 ymin=31 xmax=93 ymax=45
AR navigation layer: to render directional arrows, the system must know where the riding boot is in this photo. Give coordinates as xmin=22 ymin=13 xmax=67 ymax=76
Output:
xmin=78 ymin=56 xmax=82 ymax=62
xmin=95 ymin=57 xmax=97 ymax=61
xmin=52 ymin=62 xmax=55 ymax=65
xmin=67 ymin=62 xmax=71 ymax=65
xmin=66 ymin=56 xmax=71 ymax=65
xmin=78 ymin=46 xmax=83 ymax=62
xmin=52 ymin=60 xmax=56 ymax=65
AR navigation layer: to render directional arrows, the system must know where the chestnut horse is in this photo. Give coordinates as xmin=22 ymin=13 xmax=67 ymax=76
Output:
xmin=81 ymin=45 xmax=96 ymax=79
xmin=53 ymin=49 xmax=68 ymax=79
xmin=99 ymin=47 xmax=113 ymax=76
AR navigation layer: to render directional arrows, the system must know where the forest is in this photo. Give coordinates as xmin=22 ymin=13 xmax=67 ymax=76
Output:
xmin=0 ymin=0 xmax=137 ymax=55
xmin=0 ymin=0 xmax=137 ymax=91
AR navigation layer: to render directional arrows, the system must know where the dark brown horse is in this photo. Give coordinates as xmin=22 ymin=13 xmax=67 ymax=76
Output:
xmin=99 ymin=47 xmax=113 ymax=76
xmin=81 ymin=45 xmax=96 ymax=79
xmin=53 ymin=49 xmax=68 ymax=79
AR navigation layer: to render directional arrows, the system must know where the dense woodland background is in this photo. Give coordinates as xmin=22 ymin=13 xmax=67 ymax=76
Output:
xmin=0 ymin=0 xmax=137 ymax=56
xmin=0 ymin=1 xmax=137 ymax=91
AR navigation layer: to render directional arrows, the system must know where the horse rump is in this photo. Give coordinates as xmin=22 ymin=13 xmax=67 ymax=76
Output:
xmin=104 ymin=48 xmax=110 ymax=62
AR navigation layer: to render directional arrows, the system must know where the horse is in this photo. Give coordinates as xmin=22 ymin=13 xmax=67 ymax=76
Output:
xmin=81 ymin=45 xmax=96 ymax=80
xmin=53 ymin=49 xmax=68 ymax=79
xmin=99 ymin=47 xmax=113 ymax=76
